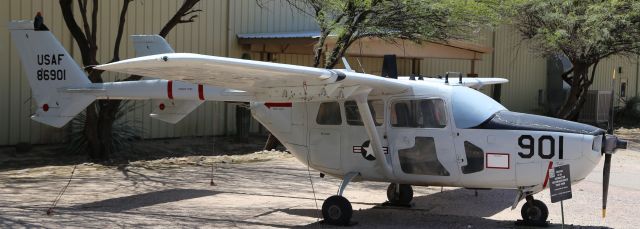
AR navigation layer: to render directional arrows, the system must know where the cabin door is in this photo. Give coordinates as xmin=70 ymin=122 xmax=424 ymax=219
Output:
xmin=387 ymin=97 xmax=460 ymax=185
xmin=308 ymin=101 xmax=343 ymax=172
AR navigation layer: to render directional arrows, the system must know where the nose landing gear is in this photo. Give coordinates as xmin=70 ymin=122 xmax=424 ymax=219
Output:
xmin=386 ymin=183 xmax=413 ymax=206
xmin=519 ymin=195 xmax=549 ymax=226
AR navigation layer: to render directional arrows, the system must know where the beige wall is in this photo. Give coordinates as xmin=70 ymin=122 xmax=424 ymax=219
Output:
xmin=1 ymin=1 xmax=639 ymax=145
xmin=0 ymin=0 xmax=319 ymax=145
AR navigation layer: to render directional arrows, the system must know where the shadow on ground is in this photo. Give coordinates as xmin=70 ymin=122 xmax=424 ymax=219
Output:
xmin=281 ymin=188 xmax=612 ymax=228
xmin=0 ymin=135 xmax=274 ymax=172
xmin=73 ymin=189 xmax=218 ymax=213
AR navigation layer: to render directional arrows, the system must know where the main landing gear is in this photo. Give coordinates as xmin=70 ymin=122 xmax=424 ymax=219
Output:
xmin=386 ymin=183 xmax=413 ymax=206
xmin=322 ymin=172 xmax=358 ymax=226
xmin=320 ymin=175 xmax=415 ymax=226
xmin=520 ymin=195 xmax=549 ymax=226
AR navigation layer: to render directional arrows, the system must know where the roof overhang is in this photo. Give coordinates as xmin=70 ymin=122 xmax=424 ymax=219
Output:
xmin=237 ymin=31 xmax=490 ymax=60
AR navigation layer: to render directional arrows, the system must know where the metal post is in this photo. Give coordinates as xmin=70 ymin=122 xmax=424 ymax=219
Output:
xmin=561 ymin=200 xmax=565 ymax=229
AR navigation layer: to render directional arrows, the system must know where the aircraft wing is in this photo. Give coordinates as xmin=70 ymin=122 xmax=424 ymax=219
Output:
xmin=96 ymin=53 xmax=411 ymax=102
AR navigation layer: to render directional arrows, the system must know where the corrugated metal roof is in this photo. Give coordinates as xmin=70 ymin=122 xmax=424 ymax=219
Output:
xmin=237 ymin=31 xmax=321 ymax=39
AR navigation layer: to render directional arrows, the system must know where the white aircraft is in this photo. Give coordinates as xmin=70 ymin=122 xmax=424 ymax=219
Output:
xmin=9 ymin=20 xmax=628 ymax=226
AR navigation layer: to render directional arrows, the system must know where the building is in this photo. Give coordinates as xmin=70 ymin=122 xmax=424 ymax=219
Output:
xmin=0 ymin=0 xmax=638 ymax=146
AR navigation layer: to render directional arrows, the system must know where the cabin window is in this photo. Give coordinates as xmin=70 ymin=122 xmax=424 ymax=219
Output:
xmin=316 ymin=102 xmax=342 ymax=125
xmin=462 ymin=141 xmax=484 ymax=174
xmin=391 ymin=99 xmax=447 ymax=128
xmin=344 ymin=100 xmax=384 ymax=126
xmin=398 ymin=137 xmax=450 ymax=176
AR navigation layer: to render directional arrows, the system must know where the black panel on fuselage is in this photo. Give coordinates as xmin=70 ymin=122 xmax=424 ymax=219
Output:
xmin=473 ymin=111 xmax=605 ymax=136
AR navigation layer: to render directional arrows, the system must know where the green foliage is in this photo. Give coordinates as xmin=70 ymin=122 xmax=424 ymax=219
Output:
xmin=510 ymin=0 xmax=640 ymax=119
xmin=66 ymin=100 xmax=145 ymax=156
xmin=512 ymin=0 xmax=640 ymax=62
xmin=277 ymin=0 xmax=503 ymax=68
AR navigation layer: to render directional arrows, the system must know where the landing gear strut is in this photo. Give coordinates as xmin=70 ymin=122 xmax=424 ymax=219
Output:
xmin=386 ymin=183 xmax=413 ymax=206
xmin=520 ymin=195 xmax=549 ymax=226
xmin=322 ymin=172 xmax=358 ymax=226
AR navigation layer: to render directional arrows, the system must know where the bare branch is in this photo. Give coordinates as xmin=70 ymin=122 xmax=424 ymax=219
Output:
xmin=112 ymin=0 xmax=133 ymax=63
xmin=159 ymin=0 xmax=201 ymax=38
xmin=59 ymin=0 xmax=91 ymax=66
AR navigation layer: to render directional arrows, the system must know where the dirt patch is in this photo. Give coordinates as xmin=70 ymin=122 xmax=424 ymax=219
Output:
xmin=615 ymin=128 xmax=640 ymax=151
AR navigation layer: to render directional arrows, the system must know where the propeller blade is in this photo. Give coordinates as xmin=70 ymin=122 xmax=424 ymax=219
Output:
xmin=602 ymin=153 xmax=612 ymax=218
xmin=603 ymin=68 xmax=615 ymax=218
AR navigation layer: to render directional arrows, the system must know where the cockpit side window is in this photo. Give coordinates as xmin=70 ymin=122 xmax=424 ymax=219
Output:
xmin=391 ymin=99 xmax=447 ymax=128
xmin=462 ymin=141 xmax=484 ymax=174
xmin=344 ymin=100 xmax=384 ymax=126
xmin=316 ymin=102 xmax=342 ymax=125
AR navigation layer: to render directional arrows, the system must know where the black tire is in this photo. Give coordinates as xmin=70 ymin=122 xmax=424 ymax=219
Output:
xmin=520 ymin=199 xmax=549 ymax=225
xmin=322 ymin=195 xmax=352 ymax=225
xmin=386 ymin=183 xmax=413 ymax=205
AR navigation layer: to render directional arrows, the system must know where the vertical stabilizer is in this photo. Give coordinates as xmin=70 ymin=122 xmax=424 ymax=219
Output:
xmin=131 ymin=35 xmax=175 ymax=57
xmin=9 ymin=20 xmax=94 ymax=127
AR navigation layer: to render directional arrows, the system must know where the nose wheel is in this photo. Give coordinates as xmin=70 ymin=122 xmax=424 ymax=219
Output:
xmin=386 ymin=183 xmax=413 ymax=206
xmin=520 ymin=196 xmax=549 ymax=226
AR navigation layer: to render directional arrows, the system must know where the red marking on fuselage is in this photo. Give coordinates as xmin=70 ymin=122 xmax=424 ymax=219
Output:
xmin=542 ymin=161 xmax=553 ymax=189
xmin=198 ymin=84 xmax=205 ymax=100
xmin=167 ymin=80 xmax=174 ymax=99
xmin=159 ymin=103 xmax=165 ymax=110
xmin=42 ymin=104 xmax=49 ymax=112
xmin=265 ymin=102 xmax=292 ymax=109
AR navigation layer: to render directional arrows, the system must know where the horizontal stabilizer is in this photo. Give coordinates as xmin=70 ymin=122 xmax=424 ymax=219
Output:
xmin=150 ymin=100 xmax=203 ymax=124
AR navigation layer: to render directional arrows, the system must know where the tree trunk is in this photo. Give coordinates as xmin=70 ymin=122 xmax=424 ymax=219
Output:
xmin=555 ymin=64 xmax=592 ymax=120
xmin=60 ymin=0 xmax=201 ymax=162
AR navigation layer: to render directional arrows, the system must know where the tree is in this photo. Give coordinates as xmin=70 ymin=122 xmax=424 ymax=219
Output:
xmin=512 ymin=0 xmax=640 ymax=120
xmin=59 ymin=0 xmax=202 ymax=162
xmin=277 ymin=0 xmax=501 ymax=68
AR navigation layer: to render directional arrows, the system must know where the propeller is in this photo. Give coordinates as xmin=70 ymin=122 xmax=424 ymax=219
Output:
xmin=602 ymin=68 xmax=615 ymax=219
xmin=602 ymin=148 xmax=611 ymax=218
xmin=601 ymin=68 xmax=628 ymax=218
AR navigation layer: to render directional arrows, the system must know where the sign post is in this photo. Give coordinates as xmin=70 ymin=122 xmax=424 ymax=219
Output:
xmin=549 ymin=164 xmax=572 ymax=228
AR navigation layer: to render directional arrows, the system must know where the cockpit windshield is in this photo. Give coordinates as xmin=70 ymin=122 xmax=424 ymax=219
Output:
xmin=451 ymin=86 xmax=506 ymax=128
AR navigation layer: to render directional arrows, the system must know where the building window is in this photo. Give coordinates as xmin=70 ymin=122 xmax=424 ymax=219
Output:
xmin=462 ymin=141 xmax=484 ymax=174
xmin=398 ymin=137 xmax=450 ymax=176
xmin=344 ymin=100 xmax=384 ymax=126
xmin=316 ymin=102 xmax=342 ymax=125
xmin=391 ymin=99 xmax=447 ymax=128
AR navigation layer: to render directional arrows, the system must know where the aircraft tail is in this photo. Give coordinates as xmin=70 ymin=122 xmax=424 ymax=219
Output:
xmin=9 ymin=20 xmax=94 ymax=127
xmin=130 ymin=35 xmax=203 ymax=124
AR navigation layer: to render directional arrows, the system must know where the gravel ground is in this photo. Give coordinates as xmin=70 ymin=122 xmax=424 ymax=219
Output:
xmin=1 ymin=148 xmax=639 ymax=228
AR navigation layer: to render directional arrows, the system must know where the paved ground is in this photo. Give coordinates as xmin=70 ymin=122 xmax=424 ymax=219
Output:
xmin=1 ymin=148 xmax=639 ymax=228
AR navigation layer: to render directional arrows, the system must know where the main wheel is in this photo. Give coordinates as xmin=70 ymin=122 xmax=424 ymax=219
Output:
xmin=520 ymin=199 xmax=549 ymax=225
xmin=386 ymin=183 xmax=413 ymax=205
xmin=322 ymin=195 xmax=352 ymax=225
